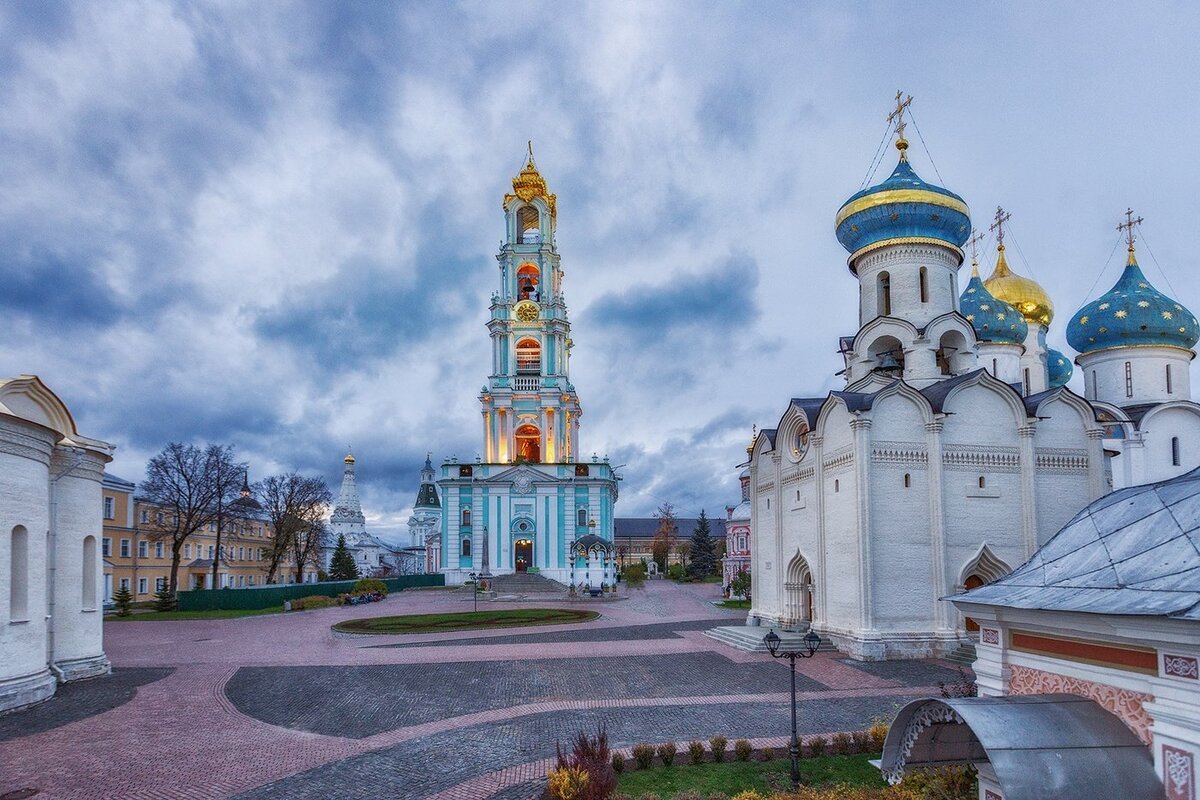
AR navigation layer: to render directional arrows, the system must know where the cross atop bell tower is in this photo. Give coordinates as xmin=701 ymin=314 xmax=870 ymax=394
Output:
xmin=1117 ymin=207 xmax=1144 ymax=264
xmin=888 ymin=90 xmax=913 ymax=159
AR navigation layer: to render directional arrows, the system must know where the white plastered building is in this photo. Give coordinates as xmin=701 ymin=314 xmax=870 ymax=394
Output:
xmin=749 ymin=131 xmax=1108 ymax=660
xmin=0 ymin=375 xmax=114 ymax=713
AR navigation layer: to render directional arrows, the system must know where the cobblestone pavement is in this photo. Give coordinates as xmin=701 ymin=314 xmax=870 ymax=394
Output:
xmin=0 ymin=668 xmax=173 ymax=742
xmin=0 ymin=581 xmax=964 ymax=799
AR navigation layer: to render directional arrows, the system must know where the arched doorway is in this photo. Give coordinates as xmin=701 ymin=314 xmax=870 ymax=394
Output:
xmin=959 ymin=545 xmax=1011 ymax=635
xmin=515 ymin=424 xmax=541 ymax=462
xmin=784 ymin=552 xmax=815 ymax=629
xmin=514 ymin=538 xmax=533 ymax=572
xmin=963 ymin=574 xmax=985 ymax=632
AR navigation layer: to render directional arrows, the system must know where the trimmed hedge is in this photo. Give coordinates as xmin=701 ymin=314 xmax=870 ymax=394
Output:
xmin=175 ymin=574 xmax=445 ymax=611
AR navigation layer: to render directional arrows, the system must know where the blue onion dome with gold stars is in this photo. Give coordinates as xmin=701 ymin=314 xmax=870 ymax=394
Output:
xmin=959 ymin=266 xmax=1028 ymax=344
xmin=1047 ymin=348 xmax=1074 ymax=388
xmin=835 ymin=141 xmax=971 ymax=265
xmin=1067 ymin=249 xmax=1199 ymax=355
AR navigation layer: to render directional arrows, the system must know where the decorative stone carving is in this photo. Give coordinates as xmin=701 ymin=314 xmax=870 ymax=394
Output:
xmin=980 ymin=627 xmax=1000 ymax=645
xmin=882 ymin=702 xmax=965 ymax=784
xmin=1164 ymin=654 xmax=1199 ymax=680
xmin=1164 ymin=745 xmax=1195 ymax=800
xmin=1008 ymin=664 xmax=1154 ymax=744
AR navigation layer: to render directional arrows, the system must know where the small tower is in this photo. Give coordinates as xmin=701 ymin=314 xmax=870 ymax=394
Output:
xmin=330 ymin=451 xmax=366 ymax=540
xmin=984 ymin=207 xmax=1054 ymax=395
xmin=407 ymin=452 xmax=441 ymax=549
xmin=1067 ymin=211 xmax=1199 ymax=406
xmin=959 ymin=230 xmax=1028 ymax=385
xmin=481 ymin=143 xmax=582 ymax=465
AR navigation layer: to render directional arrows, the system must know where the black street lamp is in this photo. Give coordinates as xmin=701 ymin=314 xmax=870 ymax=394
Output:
xmin=467 ymin=571 xmax=480 ymax=613
xmin=763 ymin=628 xmax=822 ymax=789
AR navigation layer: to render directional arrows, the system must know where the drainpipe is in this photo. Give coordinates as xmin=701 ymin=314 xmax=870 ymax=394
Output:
xmin=47 ymin=447 xmax=86 ymax=681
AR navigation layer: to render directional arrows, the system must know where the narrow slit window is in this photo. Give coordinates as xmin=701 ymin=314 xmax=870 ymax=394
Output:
xmin=904 ymin=473 xmax=911 ymax=488
xmin=1172 ymin=437 xmax=1181 ymax=467
xmin=978 ymin=476 xmax=986 ymax=489
xmin=1125 ymin=362 xmax=1133 ymax=398
xmin=919 ymin=266 xmax=928 ymax=303
xmin=1167 ymin=364 xmax=1174 ymax=394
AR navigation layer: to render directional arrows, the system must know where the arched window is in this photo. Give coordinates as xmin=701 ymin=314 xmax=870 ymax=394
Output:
xmin=904 ymin=473 xmax=911 ymax=488
xmin=515 ymin=424 xmax=541 ymax=462
xmin=1125 ymin=362 xmax=1133 ymax=398
xmin=516 ymin=263 xmax=541 ymax=301
xmin=82 ymin=535 xmax=97 ymax=610
xmin=878 ymin=272 xmax=892 ymax=316
xmin=919 ymin=266 xmax=928 ymax=303
xmin=978 ymin=476 xmax=986 ymax=489
xmin=935 ymin=331 xmax=968 ymax=376
xmin=577 ymin=507 xmax=588 ymax=527
xmin=1167 ymin=364 xmax=1174 ymax=395
xmin=516 ymin=338 xmax=541 ymax=373
xmin=834 ymin=479 xmax=840 ymax=493
xmin=518 ymin=206 xmax=540 ymax=242
xmin=991 ymin=358 xmax=998 ymax=377
xmin=10 ymin=526 xmax=28 ymax=621
xmin=1172 ymin=437 xmax=1181 ymax=467
xmin=461 ymin=538 xmax=471 ymax=557
xmin=461 ymin=507 xmax=471 ymax=527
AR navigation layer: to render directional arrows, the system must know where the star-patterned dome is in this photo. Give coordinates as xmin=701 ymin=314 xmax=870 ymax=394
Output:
xmin=959 ymin=267 xmax=1028 ymax=345
xmin=1047 ymin=348 xmax=1073 ymax=388
xmin=1066 ymin=250 xmax=1199 ymax=355
xmin=835 ymin=145 xmax=971 ymax=264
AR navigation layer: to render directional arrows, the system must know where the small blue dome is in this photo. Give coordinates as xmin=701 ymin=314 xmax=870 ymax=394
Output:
xmin=959 ymin=270 xmax=1028 ymax=344
xmin=1047 ymin=348 xmax=1073 ymax=388
xmin=1066 ymin=254 xmax=1199 ymax=355
xmin=835 ymin=156 xmax=971 ymax=260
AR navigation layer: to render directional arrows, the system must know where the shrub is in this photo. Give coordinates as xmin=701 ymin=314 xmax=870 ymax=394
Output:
xmin=731 ymin=792 xmax=763 ymax=800
xmin=667 ymin=563 xmax=686 ymax=581
xmin=637 ymin=794 xmax=661 ymax=800
xmin=759 ymin=746 xmax=775 ymax=762
xmin=709 ymin=735 xmax=728 ymax=763
xmin=555 ymin=724 xmax=615 ymax=800
xmin=705 ymin=795 xmax=729 ymax=800
xmin=807 ymin=735 xmax=827 ymax=756
xmin=938 ymin=668 xmax=978 ymax=699
xmin=547 ymin=766 xmax=589 ymax=800
xmin=852 ymin=731 xmax=870 ymax=753
xmin=656 ymin=741 xmax=677 ymax=766
xmin=632 ymin=743 xmax=656 ymax=770
xmin=152 ymin=587 xmax=176 ymax=612
xmin=898 ymin=764 xmax=978 ymax=799
xmin=868 ymin=719 xmax=889 ymax=751
xmin=623 ymin=563 xmax=647 ymax=589
xmin=611 ymin=752 xmax=625 ymax=774
xmin=352 ymin=577 xmax=388 ymax=596
xmin=688 ymin=740 xmax=706 ymax=765
xmin=734 ymin=739 xmax=752 ymax=761
xmin=831 ymin=732 xmax=853 ymax=755
xmin=674 ymin=793 xmax=702 ymax=800
xmin=289 ymin=595 xmax=334 ymax=611
xmin=112 ymin=585 xmax=134 ymax=617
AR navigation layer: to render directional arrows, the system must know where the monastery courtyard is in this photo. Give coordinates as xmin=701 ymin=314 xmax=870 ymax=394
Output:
xmin=0 ymin=582 xmax=967 ymax=800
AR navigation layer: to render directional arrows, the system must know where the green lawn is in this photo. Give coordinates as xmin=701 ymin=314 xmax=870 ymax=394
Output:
xmin=106 ymin=606 xmax=284 ymax=621
xmin=718 ymin=599 xmax=751 ymax=609
xmin=616 ymin=754 xmax=885 ymax=796
xmin=332 ymin=607 xmax=600 ymax=634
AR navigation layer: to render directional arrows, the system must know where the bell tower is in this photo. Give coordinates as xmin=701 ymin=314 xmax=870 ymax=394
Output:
xmin=481 ymin=144 xmax=582 ymax=465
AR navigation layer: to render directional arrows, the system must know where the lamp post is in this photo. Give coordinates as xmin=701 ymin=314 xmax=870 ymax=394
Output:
xmin=468 ymin=572 xmax=479 ymax=613
xmin=763 ymin=628 xmax=822 ymax=789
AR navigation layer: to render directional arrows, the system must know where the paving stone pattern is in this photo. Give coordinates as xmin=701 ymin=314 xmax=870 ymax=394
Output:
xmin=225 ymin=652 xmax=828 ymax=738
xmin=235 ymin=695 xmax=915 ymax=800
xmin=837 ymin=658 xmax=968 ymax=686
xmin=375 ymin=617 xmax=732 ymax=649
xmin=0 ymin=667 xmax=173 ymax=742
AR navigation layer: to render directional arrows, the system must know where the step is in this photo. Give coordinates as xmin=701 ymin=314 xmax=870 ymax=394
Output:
xmin=486 ymin=573 xmax=567 ymax=593
xmin=703 ymin=625 xmax=838 ymax=654
xmin=944 ymin=642 xmax=978 ymax=667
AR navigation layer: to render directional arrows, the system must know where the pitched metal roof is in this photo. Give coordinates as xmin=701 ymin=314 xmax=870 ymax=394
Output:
xmin=880 ymin=695 xmax=1163 ymax=799
xmin=953 ymin=466 xmax=1200 ymax=619
xmin=613 ymin=517 xmax=726 ymax=538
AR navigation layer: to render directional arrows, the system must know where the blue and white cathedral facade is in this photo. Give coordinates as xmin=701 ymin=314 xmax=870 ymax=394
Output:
xmin=437 ymin=149 xmax=618 ymax=586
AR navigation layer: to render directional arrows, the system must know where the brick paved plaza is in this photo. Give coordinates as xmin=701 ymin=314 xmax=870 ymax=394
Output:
xmin=0 ymin=582 xmax=967 ymax=799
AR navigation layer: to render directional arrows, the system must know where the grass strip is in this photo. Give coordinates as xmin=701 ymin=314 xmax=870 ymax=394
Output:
xmin=332 ymin=608 xmax=599 ymax=634
xmin=616 ymin=754 xmax=885 ymax=796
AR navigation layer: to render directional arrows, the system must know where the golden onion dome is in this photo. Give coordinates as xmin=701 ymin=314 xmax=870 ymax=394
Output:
xmin=984 ymin=244 xmax=1054 ymax=327
xmin=344 ymin=451 xmax=355 ymax=464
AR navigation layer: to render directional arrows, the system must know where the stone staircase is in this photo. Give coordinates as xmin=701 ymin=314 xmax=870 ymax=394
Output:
xmin=944 ymin=641 xmax=978 ymax=667
xmin=704 ymin=624 xmax=839 ymax=654
xmin=486 ymin=572 xmax=567 ymax=594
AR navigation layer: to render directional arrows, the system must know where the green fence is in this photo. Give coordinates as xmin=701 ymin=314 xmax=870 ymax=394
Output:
xmin=175 ymin=573 xmax=446 ymax=611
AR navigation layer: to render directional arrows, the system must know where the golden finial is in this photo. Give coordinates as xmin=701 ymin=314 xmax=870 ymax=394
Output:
xmin=888 ymin=90 xmax=913 ymax=160
xmin=967 ymin=229 xmax=986 ymax=277
xmin=1117 ymin=208 xmax=1144 ymax=265
xmin=746 ymin=424 xmax=757 ymax=456
xmin=344 ymin=446 xmax=355 ymax=465
xmin=505 ymin=140 xmax=556 ymax=216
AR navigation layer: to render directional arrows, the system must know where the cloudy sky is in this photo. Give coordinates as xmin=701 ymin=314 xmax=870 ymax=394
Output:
xmin=3 ymin=2 xmax=1199 ymax=540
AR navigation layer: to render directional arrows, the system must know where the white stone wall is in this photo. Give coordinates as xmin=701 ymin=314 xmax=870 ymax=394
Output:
xmin=1139 ymin=405 xmax=1200 ymax=483
xmin=1080 ymin=346 xmax=1193 ymax=407
xmin=855 ymin=244 xmax=961 ymax=329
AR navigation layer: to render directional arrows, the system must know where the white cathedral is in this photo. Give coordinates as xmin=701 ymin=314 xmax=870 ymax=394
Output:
xmin=749 ymin=102 xmax=1200 ymax=660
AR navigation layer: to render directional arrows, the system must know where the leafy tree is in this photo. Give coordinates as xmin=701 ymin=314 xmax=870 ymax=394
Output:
xmin=329 ymin=534 xmax=359 ymax=580
xmin=257 ymin=472 xmax=332 ymax=583
xmin=650 ymin=501 xmax=677 ymax=573
xmin=112 ymin=584 xmax=133 ymax=616
xmin=730 ymin=569 xmax=751 ymax=601
xmin=687 ymin=510 xmax=717 ymax=579
xmin=140 ymin=442 xmax=244 ymax=596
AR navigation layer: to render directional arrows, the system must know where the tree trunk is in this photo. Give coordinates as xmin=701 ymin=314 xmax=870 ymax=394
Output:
xmin=211 ymin=504 xmax=224 ymax=590
xmin=169 ymin=542 xmax=183 ymax=596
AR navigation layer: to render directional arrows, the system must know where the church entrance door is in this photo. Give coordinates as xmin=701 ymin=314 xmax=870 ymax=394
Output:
xmin=514 ymin=538 xmax=533 ymax=572
xmin=963 ymin=575 xmax=984 ymax=632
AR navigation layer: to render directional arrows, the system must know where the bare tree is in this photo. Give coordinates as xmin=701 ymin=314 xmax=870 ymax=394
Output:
xmin=256 ymin=473 xmax=332 ymax=584
xmin=208 ymin=447 xmax=246 ymax=590
xmin=140 ymin=442 xmax=240 ymax=596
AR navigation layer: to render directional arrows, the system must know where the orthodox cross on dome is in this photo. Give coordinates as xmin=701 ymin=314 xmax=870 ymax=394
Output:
xmin=967 ymin=229 xmax=987 ymax=273
xmin=887 ymin=90 xmax=913 ymax=158
xmin=1117 ymin=207 xmax=1144 ymax=263
xmin=989 ymin=206 xmax=1012 ymax=249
